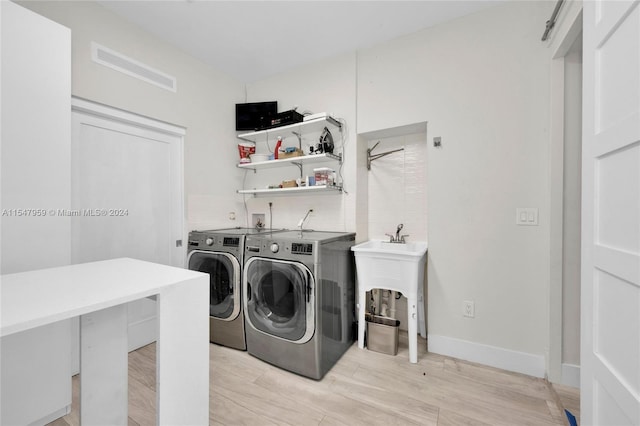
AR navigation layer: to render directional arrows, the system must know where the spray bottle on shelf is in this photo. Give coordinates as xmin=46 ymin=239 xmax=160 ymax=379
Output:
xmin=274 ymin=136 xmax=282 ymax=160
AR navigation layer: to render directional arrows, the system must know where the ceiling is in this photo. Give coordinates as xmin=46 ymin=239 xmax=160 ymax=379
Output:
xmin=98 ymin=1 xmax=506 ymax=83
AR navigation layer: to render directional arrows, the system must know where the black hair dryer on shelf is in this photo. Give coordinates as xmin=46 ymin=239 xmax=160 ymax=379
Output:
xmin=310 ymin=127 xmax=334 ymax=154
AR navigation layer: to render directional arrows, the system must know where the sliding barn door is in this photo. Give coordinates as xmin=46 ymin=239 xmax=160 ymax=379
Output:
xmin=581 ymin=1 xmax=640 ymax=424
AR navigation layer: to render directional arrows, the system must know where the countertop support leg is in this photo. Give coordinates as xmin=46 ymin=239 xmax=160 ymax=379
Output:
xmin=156 ymin=279 xmax=209 ymax=425
xmin=80 ymin=304 xmax=128 ymax=425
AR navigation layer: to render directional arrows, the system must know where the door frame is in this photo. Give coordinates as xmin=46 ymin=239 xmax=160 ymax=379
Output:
xmin=547 ymin=6 xmax=583 ymax=386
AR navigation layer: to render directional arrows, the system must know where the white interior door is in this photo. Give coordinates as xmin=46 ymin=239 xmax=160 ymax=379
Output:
xmin=582 ymin=1 xmax=640 ymax=424
xmin=71 ymin=98 xmax=185 ymax=357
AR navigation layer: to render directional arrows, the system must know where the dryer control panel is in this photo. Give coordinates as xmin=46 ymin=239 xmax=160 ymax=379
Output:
xmin=291 ymin=243 xmax=313 ymax=255
xmin=245 ymin=239 xmax=316 ymax=262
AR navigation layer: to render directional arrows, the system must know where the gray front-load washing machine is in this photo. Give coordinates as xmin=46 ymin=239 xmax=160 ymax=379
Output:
xmin=243 ymin=230 xmax=355 ymax=379
xmin=187 ymin=227 xmax=285 ymax=350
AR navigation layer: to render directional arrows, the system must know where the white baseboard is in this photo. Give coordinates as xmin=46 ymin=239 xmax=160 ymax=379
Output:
xmin=31 ymin=405 xmax=71 ymax=426
xmin=128 ymin=316 xmax=157 ymax=352
xmin=561 ymin=363 xmax=580 ymax=388
xmin=428 ymin=334 xmax=546 ymax=378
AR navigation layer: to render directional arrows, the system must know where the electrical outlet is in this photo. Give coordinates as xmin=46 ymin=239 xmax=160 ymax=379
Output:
xmin=463 ymin=300 xmax=475 ymax=318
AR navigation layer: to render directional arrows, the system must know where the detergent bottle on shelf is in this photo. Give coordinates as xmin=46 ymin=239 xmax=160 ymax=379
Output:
xmin=274 ymin=136 xmax=282 ymax=160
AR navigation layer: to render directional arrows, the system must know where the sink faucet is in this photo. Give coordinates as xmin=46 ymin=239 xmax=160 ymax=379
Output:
xmin=385 ymin=224 xmax=409 ymax=243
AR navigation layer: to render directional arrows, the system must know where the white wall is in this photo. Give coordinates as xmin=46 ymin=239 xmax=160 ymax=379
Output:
xmin=243 ymin=53 xmax=357 ymax=232
xmin=357 ymin=1 xmax=554 ymax=370
xmin=18 ymin=1 xmax=245 ymax=233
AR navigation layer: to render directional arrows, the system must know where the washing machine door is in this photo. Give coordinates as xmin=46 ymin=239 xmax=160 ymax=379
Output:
xmin=243 ymin=257 xmax=315 ymax=344
xmin=188 ymin=250 xmax=241 ymax=321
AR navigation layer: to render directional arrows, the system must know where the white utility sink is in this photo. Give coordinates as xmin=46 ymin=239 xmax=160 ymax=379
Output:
xmin=351 ymin=239 xmax=428 ymax=257
xmin=351 ymin=239 xmax=428 ymax=363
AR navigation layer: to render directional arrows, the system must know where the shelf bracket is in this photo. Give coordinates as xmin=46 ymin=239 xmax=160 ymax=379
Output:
xmin=292 ymin=131 xmax=303 ymax=151
xmin=292 ymin=162 xmax=303 ymax=181
xmin=327 ymin=116 xmax=342 ymax=131
xmin=367 ymin=141 xmax=404 ymax=170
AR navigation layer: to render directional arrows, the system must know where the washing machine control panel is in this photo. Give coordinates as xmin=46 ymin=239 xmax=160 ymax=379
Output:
xmin=244 ymin=238 xmax=315 ymax=259
xmin=187 ymin=232 xmax=241 ymax=254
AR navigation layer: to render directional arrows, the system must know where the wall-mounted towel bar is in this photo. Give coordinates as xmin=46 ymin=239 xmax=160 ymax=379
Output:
xmin=367 ymin=141 xmax=404 ymax=170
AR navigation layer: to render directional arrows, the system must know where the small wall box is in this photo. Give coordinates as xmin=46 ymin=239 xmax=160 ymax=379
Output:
xmin=366 ymin=314 xmax=400 ymax=355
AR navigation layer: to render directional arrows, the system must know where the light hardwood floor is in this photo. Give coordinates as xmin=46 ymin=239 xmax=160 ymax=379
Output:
xmin=553 ymin=383 xmax=581 ymax=425
xmin=50 ymin=333 xmax=578 ymax=426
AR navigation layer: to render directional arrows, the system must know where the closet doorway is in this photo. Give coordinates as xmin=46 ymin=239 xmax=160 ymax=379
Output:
xmin=70 ymin=98 xmax=185 ymax=370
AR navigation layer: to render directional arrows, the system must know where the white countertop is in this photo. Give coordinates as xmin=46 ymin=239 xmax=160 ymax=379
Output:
xmin=1 ymin=258 xmax=206 ymax=337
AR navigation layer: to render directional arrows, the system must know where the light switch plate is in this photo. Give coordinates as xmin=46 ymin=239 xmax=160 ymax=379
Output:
xmin=516 ymin=208 xmax=538 ymax=226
